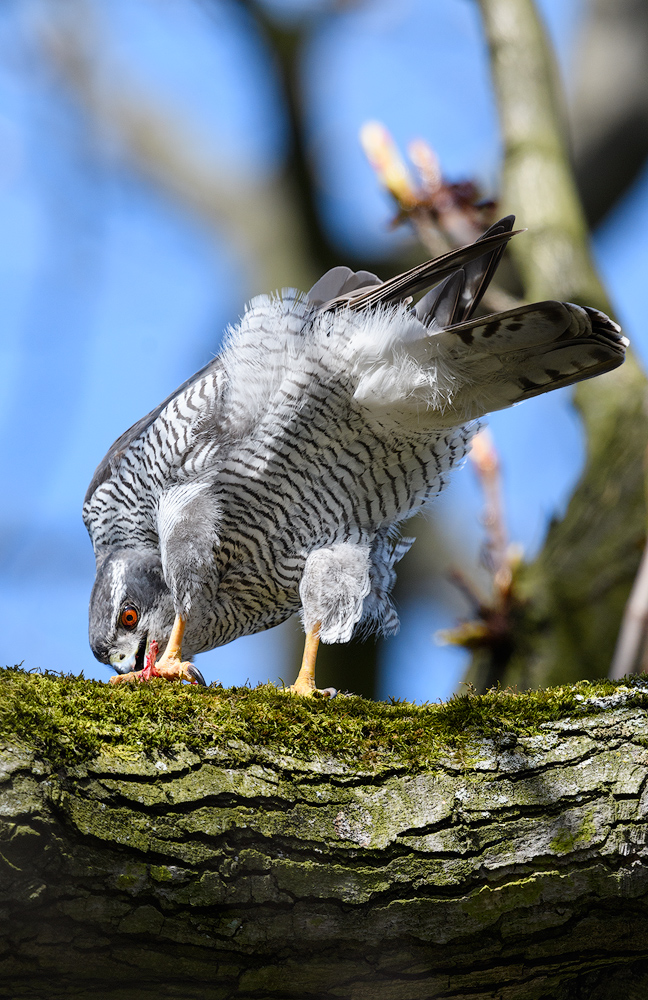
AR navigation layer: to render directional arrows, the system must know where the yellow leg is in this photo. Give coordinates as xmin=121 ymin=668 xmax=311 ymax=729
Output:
xmin=154 ymin=614 xmax=206 ymax=683
xmin=155 ymin=614 xmax=191 ymax=678
xmin=287 ymin=623 xmax=335 ymax=698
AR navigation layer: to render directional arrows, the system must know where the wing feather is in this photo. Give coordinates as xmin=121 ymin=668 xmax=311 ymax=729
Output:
xmin=84 ymin=356 xmax=224 ymax=506
xmin=322 ymin=225 xmax=521 ymax=313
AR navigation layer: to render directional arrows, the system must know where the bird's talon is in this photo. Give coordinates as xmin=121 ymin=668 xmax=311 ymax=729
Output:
xmin=309 ymin=685 xmax=336 ymax=699
xmin=153 ymin=655 xmax=195 ymax=683
xmin=186 ymin=663 xmax=206 ymax=686
xmin=110 ymin=628 xmax=203 ymax=685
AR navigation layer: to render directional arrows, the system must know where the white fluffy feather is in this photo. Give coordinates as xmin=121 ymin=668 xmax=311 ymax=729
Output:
xmin=220 ymin=294 xmax=467 ymax=438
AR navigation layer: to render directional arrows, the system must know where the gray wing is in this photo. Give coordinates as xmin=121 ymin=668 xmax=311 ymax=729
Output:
xmin=83 ymin=353 xmax=227 ymax=560
xmin=311 ymin=218 xmax=520 ymax=314
xmin=84 ymin=355 xmax=224 ymax=506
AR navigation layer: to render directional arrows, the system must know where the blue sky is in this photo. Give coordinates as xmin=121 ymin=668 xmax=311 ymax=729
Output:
xmin=0 ymin=0 xmax=645 ymax=701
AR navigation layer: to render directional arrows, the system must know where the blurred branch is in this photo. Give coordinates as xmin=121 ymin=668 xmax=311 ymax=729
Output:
xmin=41 ymin=0 xmax=317 ymax=295
xmin=477 ymin=0 xmax=605 ymax=307
xmin=360 ymin=121 xmax=521 ymax=313
xmin=439 ymin=429 xmax=526 ymax=692
xmin=240 ymin=3 xmax=340 ymax=276
xmin=476 ymin=0 xmax=648 ymax=687
xmin=571 ymin=0 xmax=648 ymax=227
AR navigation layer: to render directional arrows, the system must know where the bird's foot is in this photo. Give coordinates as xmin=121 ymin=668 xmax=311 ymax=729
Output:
xmin=109 ymin=637 xmax=206 ymax=685
xmin=284 ymin=622 xmax=336 ymax=697
xmin=286 ymin=677 xmax=337 ymax=699
xmin=152 ymin=639 xmax=205 ymax=685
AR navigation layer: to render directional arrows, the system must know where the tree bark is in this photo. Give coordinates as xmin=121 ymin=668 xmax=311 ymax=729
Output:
xmin=2 ymin=694 xmax=648 ymax=998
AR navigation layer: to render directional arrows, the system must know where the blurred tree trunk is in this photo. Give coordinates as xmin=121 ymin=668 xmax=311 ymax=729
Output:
xmin=571 ymin=0 xmax=648 ymax=228
xmin=2 ymin=699 xmax=648 ymax=998
xmin=465 ymin=0 xmax=648 ymax=691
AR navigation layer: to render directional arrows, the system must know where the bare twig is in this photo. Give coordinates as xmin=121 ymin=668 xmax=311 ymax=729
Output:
xmin=471 ymin=428 xmax=511 ymax=591
xmin=437 ymin=429 xmax=525 ymax=691
xmin=609 ymin=446 xmax=648 ymax=679
xmin=609 ymin=541 xmax=648 ymax=678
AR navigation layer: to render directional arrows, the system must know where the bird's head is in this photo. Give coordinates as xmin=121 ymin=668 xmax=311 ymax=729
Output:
xmin=88 ymin=549 xmax=175 ymax=674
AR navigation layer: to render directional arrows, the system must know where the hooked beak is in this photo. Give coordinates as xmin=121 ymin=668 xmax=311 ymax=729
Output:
xmin=110 ymin=634 xmax=148 ymax=675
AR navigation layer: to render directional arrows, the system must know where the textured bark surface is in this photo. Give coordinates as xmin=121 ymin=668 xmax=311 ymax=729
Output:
xmin=2 ymin=693 xmax=648 ymax=999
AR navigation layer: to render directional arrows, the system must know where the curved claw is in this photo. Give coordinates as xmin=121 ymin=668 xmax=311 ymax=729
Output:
xmin=186 ymin=663 xmax=206 ymax=686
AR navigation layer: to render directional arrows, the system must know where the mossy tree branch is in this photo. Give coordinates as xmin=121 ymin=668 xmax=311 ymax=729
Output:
xmin=469 ymin=0 xmax=648 ymax=690
xmin=2 ymin=669 xmax=648 ymax=998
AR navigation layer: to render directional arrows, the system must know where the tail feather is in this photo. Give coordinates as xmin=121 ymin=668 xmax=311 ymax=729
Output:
xmin=426 ymin=300 xmax=628 ymax=419
xmin=350 ymin=297 xmax=626 ymax=428
xmin=316 ymin=215 xmax=628 ymax=429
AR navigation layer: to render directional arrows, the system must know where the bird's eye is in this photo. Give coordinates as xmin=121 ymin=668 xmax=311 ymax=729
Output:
xmin=120 ymin=606 xmax=139 ymax=630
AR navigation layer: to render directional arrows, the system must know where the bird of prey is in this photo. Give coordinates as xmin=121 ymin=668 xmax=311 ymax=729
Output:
xmin=84 ymin=216 xmax=627 ymax=694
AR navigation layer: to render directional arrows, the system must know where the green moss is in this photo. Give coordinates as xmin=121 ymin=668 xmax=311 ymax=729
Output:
xmin=461 ymin=875 xmax=544 ymax=919
xmin=0 ymin=666 xmax=644 ymax=770
xmin=550 ymin=828 xmax=577 ymax=854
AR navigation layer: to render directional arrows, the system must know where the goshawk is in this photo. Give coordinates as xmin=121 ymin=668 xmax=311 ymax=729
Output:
xmin=84 ymin=217 xmax=626 ymax=694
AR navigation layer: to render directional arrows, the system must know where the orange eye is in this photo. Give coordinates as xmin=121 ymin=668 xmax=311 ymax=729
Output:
xmin=120 ymin=606 xmax=139 ymax=630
